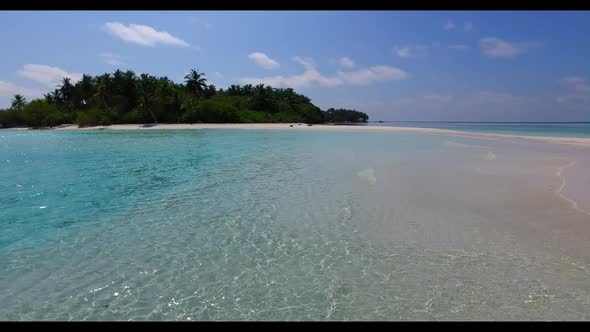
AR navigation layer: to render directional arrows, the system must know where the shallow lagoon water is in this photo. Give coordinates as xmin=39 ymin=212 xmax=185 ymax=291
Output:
xmin=1 ymin=129 xmax=590 ymax=320
xmin=367 ymin=122 xmax=590 ymax=138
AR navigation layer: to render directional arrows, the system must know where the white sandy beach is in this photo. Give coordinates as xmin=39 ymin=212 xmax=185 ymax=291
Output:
xmin=30 ymin=123 xmax=590 ymax=147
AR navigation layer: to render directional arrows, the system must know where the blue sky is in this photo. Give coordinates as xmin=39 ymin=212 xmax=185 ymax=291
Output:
xmin=1 ymin=11 xmax=590 ymax=121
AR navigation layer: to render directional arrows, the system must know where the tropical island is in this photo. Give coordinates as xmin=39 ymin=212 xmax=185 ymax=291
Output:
xmin=0 ymin=69 xmax=368 ymax=129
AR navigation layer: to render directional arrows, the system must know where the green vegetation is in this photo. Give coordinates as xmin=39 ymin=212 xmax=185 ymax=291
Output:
xmin=0 ymin=69 xmax=368 ymax=128
xmin=323 ymin=108 xmax=369 ymax=123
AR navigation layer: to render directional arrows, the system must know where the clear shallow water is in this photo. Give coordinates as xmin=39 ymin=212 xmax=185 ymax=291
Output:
xmin=1 ymin=129 xmax=590 ymax=321
xmin=366 ymin=122 xmax=590 ymax=138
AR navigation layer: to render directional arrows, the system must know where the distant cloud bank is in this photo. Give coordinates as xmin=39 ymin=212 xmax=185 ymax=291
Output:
xmin=241 ymin=56 xmax=406 ymax=88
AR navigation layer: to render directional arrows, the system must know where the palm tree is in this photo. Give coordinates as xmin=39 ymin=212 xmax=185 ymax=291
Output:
xmin=10 ymin=94 xmax=27 ymax=111
xmin=242 ymin=84 xmax=254 ymax=96
xmin=93 ymin=74 xmax=111 ymax=108
xmin=119 ymin=70 xmax=138 ymax=112
xmin=184 ymin=69 xmax=207 ymax=95
xmin=227 ymin=84 xmax=242 ymax=96
xmin=43 ymin=93 xmax=55 ymax=104
xmin=204 ymin=84 xmax=217 ymax=98
xmin=59 ymin=77 xmax=75 ymax=111
xmin=137 ymin=74 xmax=158 ymax=124
xmin=77 ymin=74 xmax=95 ymax=108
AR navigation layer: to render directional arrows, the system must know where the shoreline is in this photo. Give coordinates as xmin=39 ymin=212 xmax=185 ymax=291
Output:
xmin=4 ymin=122 xmax=590 ymax=219
xmin=556 ymin=161 xmax=590 ymax=216
xmin=4 ymin=123 xmax=590 ymax=147
xmin=46 ymin=123 xmax=590 ymax=217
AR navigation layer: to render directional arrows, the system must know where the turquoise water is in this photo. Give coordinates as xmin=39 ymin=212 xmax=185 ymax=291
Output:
xmin=367 ymin=122 xmax=590 ymax=138
xmin=2 ymin=129 xmax=590 ymax=320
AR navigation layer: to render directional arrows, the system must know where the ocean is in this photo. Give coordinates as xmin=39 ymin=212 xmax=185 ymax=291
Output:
xmin=1 ymin=128 xmax=590 ymax=320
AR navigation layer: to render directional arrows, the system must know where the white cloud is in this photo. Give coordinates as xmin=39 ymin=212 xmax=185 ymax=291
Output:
xmin=338 ymin=57 xmax=355 ymax=68
xmin=17 ymin=64 xmax=83 ymax=87
xmin=247 ymin=52 xmax=280 ymax=69
xmin=103 ymin=22 xmax=189 ymax=47
xmin=0 ymin=81 xmax=22 ymax=97
xmin=444 ymin=20 xmax=456 ymax=30
xmin=557 ymin=76 xmax=590 ymax=104
xmin=0 ymin=81 xmax=43 ymax=108
xmin=479 ymin=38 xmax=520 ymax=57
xmin=559 ymin=76 xmax=590 ymax=92
xmin=241 ymin=57 xmax=407 ymax=89
xmin=559 ymin=76 xmax=586 ymax=86
xmin=479 ymin=37 xmax=538 ymax=58
xmin=241 ymin=67 xmax=340 ymax=89
xmin=337 ymin=66 xmax=407 ymax=85
xmin=98 ymin=53 xmax=124 ymax=66
xmin=448 ymin=44 xmax=468 ymax=50
xmin=464 ymin=22 xmax=473 ymax=31
xmin=393 ymin=45 xmax=428 ymax=58
xmin=394 ymin=47 xmax=410 ymax=58
xmin=556 ymin=94 xmax=590 ymax=104
xmin=0 ymin=81 xmax=42 ymax=97
xmin=293 ymin=56 xmax=316 ymax=70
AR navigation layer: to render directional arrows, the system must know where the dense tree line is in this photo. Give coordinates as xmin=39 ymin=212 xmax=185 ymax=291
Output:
xmin=323 ymin=108 xmax=369 ymax=123
xmin=0 ymin=69 xmax=368 ymax=128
